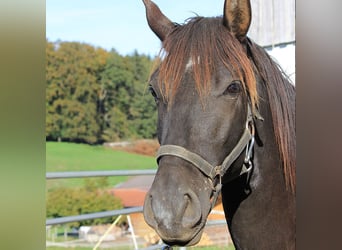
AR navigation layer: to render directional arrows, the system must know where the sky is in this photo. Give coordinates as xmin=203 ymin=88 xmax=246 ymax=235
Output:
xmin=46 ymin=0 xmax=225 ymax=56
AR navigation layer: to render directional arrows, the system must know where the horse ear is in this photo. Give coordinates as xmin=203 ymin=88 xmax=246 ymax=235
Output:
xmin=223 ymin=0 xmax=251 ymax=42
xmin=142 ymin=0 xmax=174 ymax=41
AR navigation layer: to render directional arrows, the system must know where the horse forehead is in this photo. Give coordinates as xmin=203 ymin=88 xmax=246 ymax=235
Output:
xmin=185 ymin=56 xmax=201 ymax=70
xmin=183 ymin=60 xmax=234 ymax=95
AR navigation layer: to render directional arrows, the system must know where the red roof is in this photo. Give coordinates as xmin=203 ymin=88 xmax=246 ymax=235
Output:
xmin=111 ymin=188 xmax=147 ymax=207
xmin=111 ymin=175 xmax=155 ymax=207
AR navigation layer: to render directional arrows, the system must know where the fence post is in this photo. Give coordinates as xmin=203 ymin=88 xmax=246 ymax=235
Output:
xmin=64 ymin=225 xmax=67 ymax=241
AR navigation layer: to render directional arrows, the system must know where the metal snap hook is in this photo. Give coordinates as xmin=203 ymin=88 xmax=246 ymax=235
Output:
xmin=244 ymin=136 xmax=255 ymax=163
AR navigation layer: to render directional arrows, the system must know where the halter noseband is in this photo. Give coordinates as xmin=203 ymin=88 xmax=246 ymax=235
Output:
xmin=156 ymin=104 xmax=259 ymax=209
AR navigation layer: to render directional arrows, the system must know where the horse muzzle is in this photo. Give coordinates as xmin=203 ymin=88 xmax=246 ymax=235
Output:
xmin=143 ymin=160 xmax=212 ymax=246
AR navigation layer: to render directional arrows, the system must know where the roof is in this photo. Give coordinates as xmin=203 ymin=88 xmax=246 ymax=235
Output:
xmin=111 ymin=188 xmax=148 ymax=207
xmin=111 ymin=175 xmax=155 ymax=207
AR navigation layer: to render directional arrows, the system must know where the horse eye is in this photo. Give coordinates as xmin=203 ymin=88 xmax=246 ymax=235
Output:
xmin=148 ymin=85 xmax=159 ymax=102
xmin=224 ymin=81 xmax=242 ymax=95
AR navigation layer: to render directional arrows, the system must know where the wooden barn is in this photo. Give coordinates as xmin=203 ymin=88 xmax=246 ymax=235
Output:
xmin=248 ymin=0 xmax=295 ymax=83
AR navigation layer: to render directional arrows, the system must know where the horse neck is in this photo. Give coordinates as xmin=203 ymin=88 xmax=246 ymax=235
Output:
xmin=221 ymin=83 xmax=295 ymax=249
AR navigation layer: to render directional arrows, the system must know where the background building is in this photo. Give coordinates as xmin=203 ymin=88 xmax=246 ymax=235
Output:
xmin=248 ymin=0 xmax=295 ymax=84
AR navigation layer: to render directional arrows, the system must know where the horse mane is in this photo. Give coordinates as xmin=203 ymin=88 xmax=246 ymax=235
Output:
xmin=155 ymin=16 xmax=295 ymax=193
xmin=246 ymin=39 xmax=296 ymax=193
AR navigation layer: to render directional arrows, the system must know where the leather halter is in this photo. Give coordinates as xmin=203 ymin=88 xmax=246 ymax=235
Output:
xmin=156 ymin=104 xmax=259 ymax=209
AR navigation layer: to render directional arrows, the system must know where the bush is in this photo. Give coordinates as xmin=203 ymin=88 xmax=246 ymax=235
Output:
xmin=46 ymin=177 xmax=123 ymax=228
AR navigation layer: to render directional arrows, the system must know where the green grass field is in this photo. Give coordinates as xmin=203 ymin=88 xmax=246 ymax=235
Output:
xmin=46 ymin=142 xmax=157 ymax=190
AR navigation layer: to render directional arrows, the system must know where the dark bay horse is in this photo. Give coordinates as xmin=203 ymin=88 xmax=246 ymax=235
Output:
xmin=142 ymin=0 xmax=295 ymax=249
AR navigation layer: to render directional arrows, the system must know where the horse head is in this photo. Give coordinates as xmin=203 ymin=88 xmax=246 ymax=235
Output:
xmin=142 ymin=0 xmax=258 ymax=246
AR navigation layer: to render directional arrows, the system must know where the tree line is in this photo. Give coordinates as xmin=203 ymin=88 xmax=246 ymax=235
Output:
xmin=46 ymin=40 xmax=157 ymax=144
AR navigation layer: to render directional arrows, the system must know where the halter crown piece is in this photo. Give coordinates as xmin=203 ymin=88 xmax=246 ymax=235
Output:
xmin=156 ymin=103 xmax=261 ymax=209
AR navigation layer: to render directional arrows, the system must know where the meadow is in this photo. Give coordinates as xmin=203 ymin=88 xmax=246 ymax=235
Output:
xmin=46 ymin=142 xmax=157 ymax=190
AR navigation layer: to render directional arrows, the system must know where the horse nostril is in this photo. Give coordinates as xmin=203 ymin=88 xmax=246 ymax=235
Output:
xmin=181 ymin=190 xmax=202 ymax=228
xmin=143 ymin=193 xmax=158 ymax=228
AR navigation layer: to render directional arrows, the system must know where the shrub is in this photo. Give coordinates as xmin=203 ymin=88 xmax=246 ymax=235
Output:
xmin=46 ymin=177 xmax=123 ymax=228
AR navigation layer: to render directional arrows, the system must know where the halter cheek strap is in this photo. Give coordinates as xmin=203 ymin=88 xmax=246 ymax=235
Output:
xmin=156 ymin=104 xmax=259 ymax=209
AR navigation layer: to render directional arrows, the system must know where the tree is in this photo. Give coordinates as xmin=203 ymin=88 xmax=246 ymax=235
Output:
xmin=127 ymin=52 xmax=157 ymax=138
xmin=46 ymin=40 xmax=157 ymax=143
xmin=97 ymin=51 xmax=135 ymax=141
xmin=46 ymin=41 xmax=108 ymax=143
